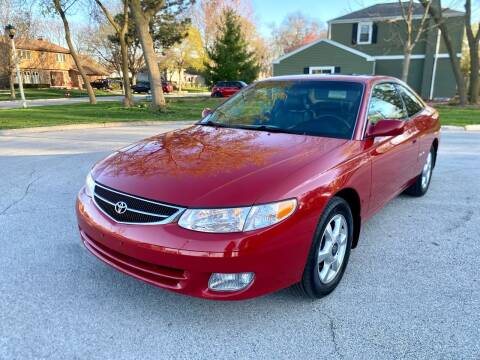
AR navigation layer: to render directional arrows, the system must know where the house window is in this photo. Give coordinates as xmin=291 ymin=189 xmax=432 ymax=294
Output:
xmin=56 ymin=53 xmax=66 ymax=63
xmin=18 ymin=50 xmax=32 ymax=60
xmin=309 ymin=66 xmax=335 ymax=75
xmin=23 ymin=71 xmax=31 ymax=84
xmin=32 ymin=71 xmax=40 ymax=84
xmin=357 ymin=22 xmax=373 ymax=44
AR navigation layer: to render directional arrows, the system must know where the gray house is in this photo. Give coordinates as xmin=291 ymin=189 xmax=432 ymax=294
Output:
xmin=272 ymin=2 xmax=464 ymax=99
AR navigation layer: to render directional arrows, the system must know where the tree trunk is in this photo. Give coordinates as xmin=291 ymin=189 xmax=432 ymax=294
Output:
xmin=465 ymin=0 xmax=480 ymax=104
xmin=129 ymin=0 xmax=165 ymax=110
xmin=468 ymin=42 xmax=479 ymax=103
xmin=9 ymin=72 xmax=16 ymax=100
xmin=53 ymin=0 xmax=97 ymax=105
xmin=8 ymin=46 xmax=16 ymax=99
xmin=178 ymin=68 xmax=182 ymax=91
xmin=119 ymin=35 xmax=134 ymax=107
xmin=401 ymin=48 xmax=412 ymax=82
xmin=420 ymin=0 xmax=467 ymax=105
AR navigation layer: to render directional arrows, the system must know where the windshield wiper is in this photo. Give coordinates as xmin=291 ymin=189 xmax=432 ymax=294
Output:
xmin=199 ymin=120 xmax=229 ymax=127
xmin=234 ymin=124 xmax=291 ymax=134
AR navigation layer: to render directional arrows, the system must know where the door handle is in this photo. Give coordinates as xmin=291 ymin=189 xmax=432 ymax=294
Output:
xmin=412 ymin=139 xmax=417 ymax=144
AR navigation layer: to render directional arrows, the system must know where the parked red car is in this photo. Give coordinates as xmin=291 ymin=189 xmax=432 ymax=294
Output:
xmin=162 ymin=82 xmax=174 ymax=93
xmin=76 ymin=75 xmax=439 ymax=300
xmin=211 ymin=81 xmax=247 ymax=98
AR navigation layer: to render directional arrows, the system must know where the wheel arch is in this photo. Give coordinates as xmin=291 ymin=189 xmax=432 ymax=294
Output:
xmin=333 ymin=188 xmax=361 ymax=249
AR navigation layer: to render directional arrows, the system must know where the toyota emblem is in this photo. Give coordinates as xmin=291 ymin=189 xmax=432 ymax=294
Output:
xmin=114 ymin=201 xmax=128 ymax=214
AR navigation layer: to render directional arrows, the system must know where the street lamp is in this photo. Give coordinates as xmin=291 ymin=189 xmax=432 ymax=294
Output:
xmin=5 ymin=24 xmax=27 ymax=108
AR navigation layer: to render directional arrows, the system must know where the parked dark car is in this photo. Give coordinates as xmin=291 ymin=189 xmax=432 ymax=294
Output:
xmin=90 ymin=79 xmax=118 ymax=90
xmin=211 ymin=81 xmax=247 ymax=98
xmin=132 ymin=81 xmax=174 ymax=94
xmin=131 ymin=82 xmax=150 ymax=93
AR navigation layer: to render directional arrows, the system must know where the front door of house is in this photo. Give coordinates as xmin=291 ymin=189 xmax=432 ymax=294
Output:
xmin=50 ymin=72 xmax=64 ymax=86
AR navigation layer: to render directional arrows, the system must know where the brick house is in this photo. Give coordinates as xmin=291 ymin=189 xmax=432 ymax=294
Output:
xmin=0 ymin=37 xmax=109 ymax=88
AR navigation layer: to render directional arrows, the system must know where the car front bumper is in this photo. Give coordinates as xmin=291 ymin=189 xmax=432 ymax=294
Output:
xmin=76 ymin=188 xmax=318 ymax=300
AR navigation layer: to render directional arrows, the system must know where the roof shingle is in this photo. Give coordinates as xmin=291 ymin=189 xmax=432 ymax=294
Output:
xmin=330 ymin=2 xmax=464 ymax=22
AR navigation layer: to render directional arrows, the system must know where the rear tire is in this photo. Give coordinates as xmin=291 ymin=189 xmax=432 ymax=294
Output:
xmin=405 ymin=146 xmax=435 ymax=197
xmin=295 ymin=197 xmax=353 ymax=299
xmin=213 ymin=92 xmax=223 ymax=98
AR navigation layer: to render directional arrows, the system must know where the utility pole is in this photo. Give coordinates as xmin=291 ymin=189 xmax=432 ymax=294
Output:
xmin=5 ymin=25 xmax=27 ymax=109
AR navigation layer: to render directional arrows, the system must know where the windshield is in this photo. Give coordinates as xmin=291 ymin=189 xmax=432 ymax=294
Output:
xmin=202 ymin=80 xmax=364 ymax=139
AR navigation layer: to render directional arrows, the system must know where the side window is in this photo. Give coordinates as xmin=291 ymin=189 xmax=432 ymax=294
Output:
xmin=368 ymin=83 xmax=407 ymax=124
xmin=396 ymin=85 xmax=424 ymax=117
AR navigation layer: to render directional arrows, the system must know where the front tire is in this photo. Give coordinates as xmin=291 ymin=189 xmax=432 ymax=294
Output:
xmin=296 ymin=197 xmax=353 ymax=299
xmin=405 ymin=146 xmax=435 ymax=197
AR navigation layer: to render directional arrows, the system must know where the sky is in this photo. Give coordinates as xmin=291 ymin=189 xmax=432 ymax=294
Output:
xmin=251 ymin=0 xmax=467 ymax=37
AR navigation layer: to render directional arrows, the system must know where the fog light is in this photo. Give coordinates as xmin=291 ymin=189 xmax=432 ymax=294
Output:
xmin=208 ymin=272 xmax=255 ymax=292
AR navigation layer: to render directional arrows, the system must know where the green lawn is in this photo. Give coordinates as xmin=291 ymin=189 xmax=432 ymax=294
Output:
xmin=0 ymin=98 xmax=223 ymax=130
xmin=0 ymin=99 xmax=477 ymax=130
xmin=0 ymin=88 xmax=115 ymax=101
xmin=436 ymin=105 xmax=480 ymax=126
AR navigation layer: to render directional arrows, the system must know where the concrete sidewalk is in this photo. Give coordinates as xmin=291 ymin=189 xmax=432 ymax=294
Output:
xmin=0 ymin=92 xmax=210 ymax=109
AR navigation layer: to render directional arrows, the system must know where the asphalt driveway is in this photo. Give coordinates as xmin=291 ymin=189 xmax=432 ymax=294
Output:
xmin=0 ymin=125 xmax=479 ymax=359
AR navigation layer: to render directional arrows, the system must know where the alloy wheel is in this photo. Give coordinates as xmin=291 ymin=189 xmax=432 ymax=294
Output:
xmin=317 ymin=214 xmax=348 ymax=284
xmin=421 ymin=151 xmax=433 ymax=190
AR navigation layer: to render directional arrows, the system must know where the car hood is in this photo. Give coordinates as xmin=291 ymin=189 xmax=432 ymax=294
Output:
xmin=93 ymin=125 xmax=347 ymax=207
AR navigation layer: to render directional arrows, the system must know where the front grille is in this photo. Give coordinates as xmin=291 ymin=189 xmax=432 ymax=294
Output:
xmin=93 ymin=182 xmax=184 ymax=224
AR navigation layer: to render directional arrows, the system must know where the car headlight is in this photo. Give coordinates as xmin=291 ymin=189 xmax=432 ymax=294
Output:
xmin=178 ymin=199 xmax=297 ymax=233
xmin=85 ymin=173 xmax=95 ymax=197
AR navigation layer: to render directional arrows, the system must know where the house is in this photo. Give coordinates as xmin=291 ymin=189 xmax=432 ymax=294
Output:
xmin=272 ymin=2 xmax=465 ymax=99
xmin=137 ymin=67 xmax=206 ymax=87
xmin=0 ymin=37 xmax=109 ymax=89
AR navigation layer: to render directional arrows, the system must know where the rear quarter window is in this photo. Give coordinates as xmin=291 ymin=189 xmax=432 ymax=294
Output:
xmin=396 ymin=85 xmax=424 ymax=117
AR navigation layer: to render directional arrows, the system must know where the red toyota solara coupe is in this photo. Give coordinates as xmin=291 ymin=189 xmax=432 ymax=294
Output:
xmin=76 ymin=75 xmax=439 ymax=300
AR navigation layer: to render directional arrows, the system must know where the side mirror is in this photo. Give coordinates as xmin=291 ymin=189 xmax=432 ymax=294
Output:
xmin=366 ymin=119 xmax=405 ymax=138
xmin=201 ymin=108 xmax=212 ymax=118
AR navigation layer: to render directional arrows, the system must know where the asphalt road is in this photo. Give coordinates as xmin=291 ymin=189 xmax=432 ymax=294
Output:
xmin=0 ymin=125 xmax=479 ymax=359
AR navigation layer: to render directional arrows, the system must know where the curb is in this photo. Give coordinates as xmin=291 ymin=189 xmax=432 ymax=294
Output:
xmin=441 ymin=125 xmax=480 ymax=131
xmin=464 ymin=124 xmax=480 ymax=131
xmin=0 ymin=120 xmax=196 ymax=136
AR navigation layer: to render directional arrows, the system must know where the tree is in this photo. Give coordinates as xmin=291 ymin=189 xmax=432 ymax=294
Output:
xmin=193 ymin=0 xmax=270 ymax=77
xmin=465 ymin=0 xmax=480 ymax=103
xmin=94 ymin=0 xmax=134 ymax=107
xmin=52 ymin=0 xmax=97 ymax=104
xmin=396 ymin=0 xmax=433 ymax=82
xmin=163 ymin=27 xmax=205 ymax=91
xmin=204 ymin=9 xmax=260 ymax=85
xmin=270 ymin=12 xmax=326 ymax=57
xmin=193 ymin=0 xmax=254 ymax=48
xmin=129 ymin=0 xmax=193 ymax=110
xmin=419 ymin=0 xmax=467 ymax=105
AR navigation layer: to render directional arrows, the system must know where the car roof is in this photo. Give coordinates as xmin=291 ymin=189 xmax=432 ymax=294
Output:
xmin=262 ymin=74 xmax=399 ymax=85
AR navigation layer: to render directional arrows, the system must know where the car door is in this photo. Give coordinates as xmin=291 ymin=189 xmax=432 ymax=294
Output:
xmin=396 ymin=84 xmax=430 ymax=177
xmin=226 ymin=82 xmax=239 ymax=96
xmin=223 ymin=82 xmax=234 ymax=96
xmin=366 ymin=82 xmax=420 ymax=214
